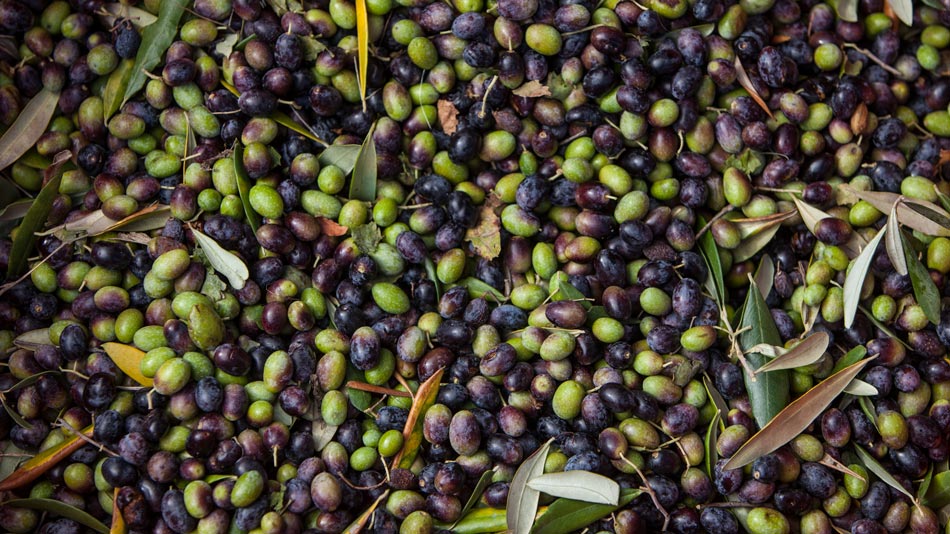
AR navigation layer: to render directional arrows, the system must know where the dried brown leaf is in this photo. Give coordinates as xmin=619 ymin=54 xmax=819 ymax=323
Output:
xmin=724 ymin=357 xmax=873 ymax=469
xmin=437 ymin=100 xmax=459 ymax=135
xmin=465 ymin=195 xmax=502 ymax=260
xmin=393 ymin=368 xmax=444 ymax=470
xmin=842 ymin=185 xmax=950 ymax=237
xmin=734 ymin=57 xmax=774 ymax=119
xmin=754 ymin=332 xmax=829 ymax=374
xmin=512 ymin=80 xmax=552 ymax=98
xmin=317 ymin=217 xmax=349 ymax=236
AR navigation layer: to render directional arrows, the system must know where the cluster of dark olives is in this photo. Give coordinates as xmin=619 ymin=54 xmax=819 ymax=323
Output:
xmin=0 ymin=0 xmax=950 ymax=533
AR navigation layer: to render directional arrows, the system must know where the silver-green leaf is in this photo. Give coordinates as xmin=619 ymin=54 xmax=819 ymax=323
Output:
xmin=843 ymin=225 xmax=886 ymax=328
xmin=527 ymin=471 xmax=620 ymax=505
xmin=885 ymin=205 xmax=907 ymax=276
xmin=191 ymin=229 xmax=249 ymax=290
xmin=507 ymin=439 xmax=551 ymax=534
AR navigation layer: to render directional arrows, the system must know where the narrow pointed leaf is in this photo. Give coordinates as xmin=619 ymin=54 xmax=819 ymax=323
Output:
xmin=452 ymin=467 xmax=497 ymax=529
xmin=424 ymin=257 xmax=442 ymax=301
xmin=531 ymin=488 xmax=643 ymax=534
xmin=843 ymin=379 xmax=877 ymax=396
xmin=355 ymin=0 xmax=369 ymax=107
xmin=3 ymin=499 xmax=108 ymax=534
xmin=440 ymin=508 xmax=508 ymax=534
xmin=732 ymin=223 xmax=782 ymax=263
xmin=551 ymin=271 xmax=591 ymax=309
xmin=341 ymin=490 xmax=388 ymax=534
xmin=843 ymin=186 xmax=950 ymax=237
xmin=843 ymin=225 xmax=886 ymax=328
xmin=0 ymin=89 xmax=59 ymax=172
xmin=855 ymin=444 xmax=916 ymax=502
xmin=923 ymin=470 xmax=950 ymax=508
xmin=704 ymin=411 xmax=721 ymax=478
xmin=0 ymin=424 xmax=94 ymax=491
xmin=832 ymin=345 xmax=868 ymax=374
xmin=191 ymin=229 xmax=249 ymax=290
xmin=732 ymin=211 xmax=796 ymax=239
xmin=734 ymin=58 xmax=773 ymax=118
xmin=122 ymin=0 xmax=185 ymax=106
xmin=0 ymin=200 xmax=32 ymax=222
xmin=527 ymin=471 xmax=620 ymax=505
xmin=309 ymin=398 xmax=337 ymax=452
xmin=102 ymin=342 xmax=153 ymax=387
xmin=903 ymin=234 xmax=941 ymax=325
xmin=918 ymin=466 xmax=934 ymax=504
xmin=349 ymin=124 xmax=377 ymax=202
xmin=233 ymin=142 xmax=261 ymax=232
xmin=508 ymin=439 xmax=551 ymax=534
xmin=793 ymin=197 xmax=866 ymax=257
xmin=885 ymin=206 xmax=907 ymax=275
xmin=318 ymin=144 xmax=362 ymax=174
xmin=394 ymin=368 xmax=444 ymax=469
xmin=6 ymin=150 xmax=70 ymax=278
xmin=344 ymin=366 xmax=372 ymax=410
xmin=457 ymin=277 xmax=507 ymax=301
xmin=740 ymin=258 xmax=789 ymax=429
xmin=111 ymin=487 xmax=126 ymax=534
xmin=3 ymin=371 xmax=56 ymax=394
xmin=752 ymin=254 xmax=774 ymax=301
xmin=13 ymin=328 xmax=51 ymax=351
xmin=99 ymin=3 xmax=157 ymax=28
xmin=887 ymin=0 xmax=913 ymax=25
xmin=754 ymin=332 xmax=829 ymax=374
xmin=697 ymin=217 xmax=726 ymax=306
xmin=726 ymin=358 xmax=873 ymax=469
xmin=103 ymin=59 xmax=135 ymax=121
xmin=2 ymin=401 xmax=34 ymax=430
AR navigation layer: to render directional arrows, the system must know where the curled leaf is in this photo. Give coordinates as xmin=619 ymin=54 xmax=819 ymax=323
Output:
xmin=725 ymin=358 xmax=873 ymax=469
xmin=734 ymin=58 xmax=773 ymax=119
xmin=99 ymin=3 xmax=157 ymax=28
xmin=508 ymin=439 xmax=552 ymax=534
xmin=887 ymin=0 xmax=913 ymax=25
xmin=0 ymin=89 xmax=60 ymax=172
xmin=527 ymin=471 xmax=620 ymax=505
xmin=0 ymin=425 xmax=94 ymax=491
xmin=793 ymin=197 xmax=867 ymax=257
xmin=843 ymin=226 xmax=886 ymax=328
xmin=393 ymin=368 xmax=444 ymax=469
xmin=843 ymin=379 xmax=878 ymax=396
xmin=101 ymin=342 xmax=153 ymax=387
xmin=191 ymin=229 xmax=250 ymax=290
xmin=754 ymin=332 xmax=830 ymax=374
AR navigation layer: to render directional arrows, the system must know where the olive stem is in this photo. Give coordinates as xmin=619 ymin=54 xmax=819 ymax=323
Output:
xmin=623 ymin=455 xmax=670 ymax=530
xmin=842 ymin=43 xmax=903 ymax=77
xmin=58 ymin=418 xmax=118 ymax=457
xmin=695 ymin=205 xmax=735 ymax=238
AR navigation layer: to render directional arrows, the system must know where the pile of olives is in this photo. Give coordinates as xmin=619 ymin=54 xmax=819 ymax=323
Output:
xmin=0 ymin=0 xmax=949 ymax=533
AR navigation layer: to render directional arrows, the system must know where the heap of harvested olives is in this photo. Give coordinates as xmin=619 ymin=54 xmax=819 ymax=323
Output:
xmin=2 ymin=0 xmax=950 ymax=532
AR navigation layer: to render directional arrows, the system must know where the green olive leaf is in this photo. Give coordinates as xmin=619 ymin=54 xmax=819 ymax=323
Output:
xmin=424 ymin=257 xmax=442 ymax=301
xmin=551 ymin=271 xmax=591 ymax=309
xmin=902 ymin=232 xmax=941 ymax=325
xmin=0 ymin=441 xmax=28 ymax=484
xmin=0 ymin=89 xmax=59 ymax=172
xmin=508 ymin=439 xmax=552 ymax=534
xmin=732 ymin=222 xmax=782 ymax=263
xmin=6 ymin=150 xmax=71 ymax=279
xmin=457 ymin=277 xmax=507 ymax=302
xmin=855 ymin=443 xmax=917 ymax=503
xmin=832 ymin=345 xmax=868 ymax=374
xmin=2 ymin=371 xmax=57 ymax=394
xmin=923 ymin=470 xmax=950 ymax=508
xmin=2 ymin=400 xmax=33 ymax=430
xmin=704 ymin=411 xmax=721 ymax=479
xmin=318 ymin=144 xmax=362 ymax=175
xmin=527 ymin=471 xmax=620 ymax=505
xmin=233 ymin=142 xmax=261 ymax=232
xmin=697 ymin=217 xmax=726 ymax=307
xmin=739 ymin=258 xmax=789 ymax=430
xmin=191 ymin=229 xmax=249 ymax=290
xmin=753 ymin=332 xmax=829 ymax=374
xmin=439 ymin=508 xmax=508 ymax=534
xmin=344 ymin=366 xmax=373 ymax=411
xmin=2 ymin=498 xmax=108 ymax=534
xmin=843 ymin=225 xmax=886 ymax=328
xmin=451 ymin=467 xmax=497 ymax=529
xmin=531 ymin=488 xmax=643 ymax=534
xmin=919 ymin=465 xmax=935 ymax=503
xmin=122 ymin=0 xmax=185 ymax=106
xmin=349 ymin=123 xmax=377 ymax=202
xmin=103 ymin=59 xmax=135 ymax=122
xmin=726 ymin=357 xmax=873 ymax=469
xmin=352 ymin=223 xmax=382 ymax=255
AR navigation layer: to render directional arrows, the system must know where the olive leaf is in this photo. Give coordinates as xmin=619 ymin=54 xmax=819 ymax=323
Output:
xmin=318 ymin=144 xmax=362 ymax=175
xmin=725 ymin=358 xmax=873 ymax=469
xmin=754 ymin=332 xmax=829 ymax=374
xmin=854 ymin=444 xmax=917 ymax=503
xmin=704 ymin=411 xmax=721 ymax=479
xmin=0 ymin=424 xmax=94 ymax=491
xmin=3 ymin=372 xmax=57 ymax=394
xmin=101 ymin=343 xmax=153 ymax=387
xmin=732 ymin=222 xmax=782 ymax=262
xmin=352 ymin=223 xmax=382 ymax=255
xmin=842 ymin=185 xmax=950 ymax=237
xmin=355 ymin=0 xmax=369 ymax=108
xmin=739 ymin=258 xmax=789 ymax=430
xmin=752 ymin=254 xmax=775 ymax=301
xmin=213 ymin=33 xmax=240 ymax=58
xmin=103 ymin=59 xmax=135 ymax=121
xmin=221 ymin=81 xmax=324 ymax=144
xmin=350 ymin=124 xmax=377 ymax=202
xmin=842 ymin=379 xmax=877 ymax=396
xmin=507 ymin=439 xmax=552 ymax=534
xmin=887 ymin=0 xmax=913 ymax=25
xmin=424 ymin=257 xmax=442 ymax=301
xmin=551 ymin=271 xmax=591 ymax=309
xmin=0 ymin=442 xmax=28 ymax=486
xmin=0 ymin=199 xmax=30 ymax=221
xmin=6 ymin=150 xmax=70 ymax=279
xmin=393 ymin=368 xmax=444 ymax=470
xmin=191 ymin=229 xmax=249 ymax=290
xmin=843 ymin=225 xmax=886 ymax=328
xmin=527 ymin=471 xmax=620 ymax=505
xmin=451 ymin=467 xmax=497 ymax=529
xmin=0 ymin=89 xmax=60 ymax=172
xmin=885 ymin=204 xmax=908 ymax=276
xmin=13 ymin=328 xmax=52 ymax=351
xmin=341 ymin=490 xmax=389 ymax=534
xmin=3 ymin=499 xmax=108 ymax=534
xmin=111 ymin=487 xmax=126 ymax=534
xmin=733 ymin=58 xmax=773 ymax=119
xmin=512 ymin=80 xmax=552 ymax=98
xmin=439 ymin=508 xmax=508 ymax=534
xmin=531 ymin=488 xmax=643 ymax=534
xmin=466 ymin=195 xmax=502 ymax=261
xmin=832 ymin=345 xmax=868 ymax=374
xmin=232 ymin=142 xmax=261 ymax=232
xmin=918 ymin=465 xmax=935 ymax=504
xmin=122 ymin=0 xmax=186 ymax=106
xmin=99 ymin=3 xmax=157 ymax=28
xmin=458 ymin=277 xmax=507 ymax=302
xmin=902 ymin=233 xmax=941 ymax=325
xmin=724 ymin=149 xmax=766 ymax=176
xmin=792 ymin=197 xmax=867 ymax=258
xmin=664 ymin=23 xmax=716 ymax=39
xmin=697 ymin=218 xmax=726 ymax=307
xmin=923 ymin=470 xmax=950 ymax=508
xmin=309 ymin=399 xmax=337 ymax=452
xmin=2 ymin=400 xmax=33 ymax=430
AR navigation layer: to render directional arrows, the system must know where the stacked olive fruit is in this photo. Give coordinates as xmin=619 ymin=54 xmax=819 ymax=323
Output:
xmin=0 ymin=0 xmax=948 ymax=532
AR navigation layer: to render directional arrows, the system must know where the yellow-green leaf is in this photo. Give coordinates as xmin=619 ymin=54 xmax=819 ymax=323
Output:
xmin=103 ymin=59 xmax=135 ymax=121
xmin=0 ymin=425 xmax=94 ymax=491
xmin=101 ymin=342 xmax=153 ymax=387
xmin=725 ymin=358 xmax=873 ymax=469
xmin=356 ymin=0 xmax=369 ymax=108
xmin=394 ymin=368 xmax=444 ymax=469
